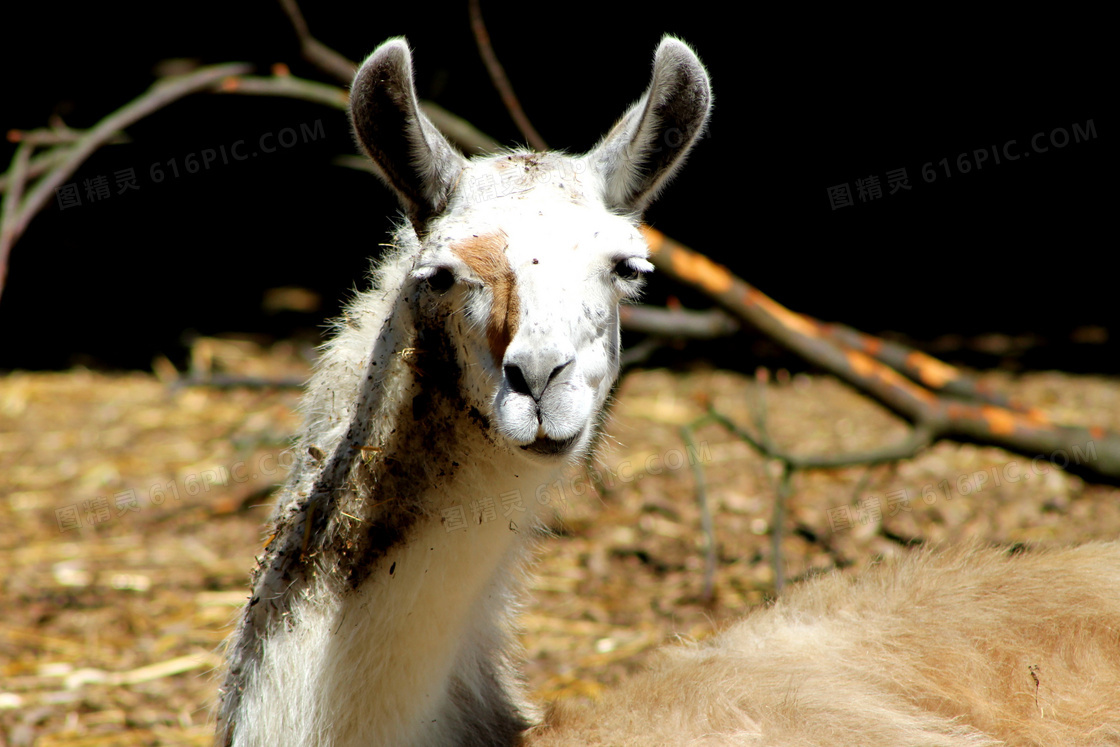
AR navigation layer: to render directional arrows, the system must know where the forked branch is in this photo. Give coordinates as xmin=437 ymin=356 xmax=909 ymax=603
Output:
xmin=1 ymin=63 xmax=251 ymax=302
xmin=644 ymin=225 xmax=1120 ymax=484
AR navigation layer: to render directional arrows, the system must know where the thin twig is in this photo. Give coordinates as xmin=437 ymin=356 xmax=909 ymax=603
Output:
xmin=468 ymin=0 xmax=548 ymax=151
xmin=751 ymin=367 xmax=776 ymax=454
xmin=215 ymin=74 xmax=349 ymax=109
xmin=849 ymin=465 xmax=878 ymax=508
xmin=619 ymin=304 xmax=739 ymax=339
xmin=0 ymin=142 xmax=32 ymax=299
xmin=772 ymin=462 xmax=792 ymax=593
xmin=216 ymin=77 xmax=501 ymax=155
xmin=419 ymin=102 xmax=501 ymax=155
xmin=7 ymin=127 xmax=130 ymax=147
xmin=0 ymin=148 xmax=71 ymax=194
xmin=748 ymin=371 xmax=792 ymax=591
xmin=274 ymin=0 xmax=500 ymax=154
xmin=703 ymin=398 xmax=928 ymax=593
xmin=617 ymin=336 xmax=665 ymax=370
xmin=680 ymin=425 xmax=716 ymax=603
xmin=174 ymin=373 xmax=306 ymax=391
xmin=708 ymin=407 xmax=936 ymax=471
xmin=4 ymin=63 xmax=252 ymax=277
xmin=751 ymin=367 xmax=785 ymax=591
xmin=332 ymin=155 xmax=375 ymax=173
xmin=276 ymin=0 xmax=357 ymax=84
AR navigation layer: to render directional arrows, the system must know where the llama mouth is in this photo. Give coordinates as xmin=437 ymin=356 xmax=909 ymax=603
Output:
xmin=521 ymin=433 xmax=581 ymax=456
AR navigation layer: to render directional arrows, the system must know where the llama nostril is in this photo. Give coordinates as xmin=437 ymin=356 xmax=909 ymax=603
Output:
xmin=504 ymin=357 xmax=573 ymax=401
xmin=504 ymin=364 xmax=532 ymax=397
xmin=548 ymin=360 xmax=572 ymax=386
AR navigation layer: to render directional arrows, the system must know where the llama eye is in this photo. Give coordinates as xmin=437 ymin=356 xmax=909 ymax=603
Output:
xmin=424 ymin=267 xmax=456 ymax=293
xmin=612 ymin=258 xmax=651 ymax=282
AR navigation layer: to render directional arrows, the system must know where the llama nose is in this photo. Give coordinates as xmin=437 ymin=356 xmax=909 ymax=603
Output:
xmin=504 ymin=351 xmax=574 ymax=402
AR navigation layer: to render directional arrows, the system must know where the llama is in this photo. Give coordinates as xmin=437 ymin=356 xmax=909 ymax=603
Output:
xmin=215 ymin=36 xmax=712 ymax=746
xmin=216 ymin=37 xmax=1120 ymax=747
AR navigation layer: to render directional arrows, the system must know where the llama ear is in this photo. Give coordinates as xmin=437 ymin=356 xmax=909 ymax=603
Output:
xmin=589 ymin=37 xmax=712 ymax=214
xmin=349 ymin=38 xmax=467 ymax=230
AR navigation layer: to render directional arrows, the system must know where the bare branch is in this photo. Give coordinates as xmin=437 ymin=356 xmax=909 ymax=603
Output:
xmin=0 ymin=149 xmax=70 ymax=193
xmin=642 ymin=224 xmax=1120 ymax=483
xmin=619 ymin=304 xmax=739 ymax=338
xmin=215 ymin=73 xmax=349 ymax=110
xmin=1 ymin=62 xmax=252 ymax=301
xmin=706 ymin=408 xmax=936 ymax=471
xmin=773 ymin=462 xmax=792 ymax=593
xmin=468 ymin=0 xmax=548 ymax=151
xmin=7 ymin=127 xmax=129 ymax=147
xmin=419 ymin=102 xmax=501 ymax=155
xmin=272 ymin=0 xmax=500 ymax=155
xmin=215 ymin=75 xmax=501 ymax=155
xmin=174 ymin=373 xmax=305 ymax=390
xmin=0 ymin=142 xmax=31 ymax=298
xmin=679 ymin=425 xmax=716 ymax=603
xmin=276 ymin=0 xmax=357 ymax=84
xmin=617 ymin=337 xmax=664 ymax=370
xmin=747 ymin=371 xmax=787 ymax=594
xmin=819 ymin=322 xmax=1035 ymax=414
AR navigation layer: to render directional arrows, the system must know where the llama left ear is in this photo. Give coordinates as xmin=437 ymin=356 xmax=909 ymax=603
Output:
xmin=588 ymin=37 xmax=712 ymax=214
xmin=350 ymin=38 xmax=467 ymax=231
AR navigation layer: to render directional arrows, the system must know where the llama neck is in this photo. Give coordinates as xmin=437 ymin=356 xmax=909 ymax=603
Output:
xmin=241 ymin=462 xmax=554 ymax=746
xmin=219 ymin=249 xmax=561 ymax=746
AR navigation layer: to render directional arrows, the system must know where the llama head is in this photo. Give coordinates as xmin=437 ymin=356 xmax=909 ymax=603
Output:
xmin=350 ymin=37 xmax=710 ymax=461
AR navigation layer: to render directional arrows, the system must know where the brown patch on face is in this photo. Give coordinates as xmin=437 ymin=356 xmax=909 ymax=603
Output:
xmin=451 ymin=231 xmax=520 ymax=367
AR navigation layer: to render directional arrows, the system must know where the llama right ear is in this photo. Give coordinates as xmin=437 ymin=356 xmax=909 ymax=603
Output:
xmin=588 ymin=37 xmax=712 ymax=214
xmin=350 ymin=38 xmax=467 ymax=231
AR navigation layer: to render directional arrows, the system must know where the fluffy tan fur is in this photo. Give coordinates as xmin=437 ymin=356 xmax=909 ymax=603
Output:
xmin=530 ymin=542 xmax=1120 ymax=746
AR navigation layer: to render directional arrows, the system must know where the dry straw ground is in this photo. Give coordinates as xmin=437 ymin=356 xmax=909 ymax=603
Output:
xmin=3 ymin=338 xmax=1119 ymax=745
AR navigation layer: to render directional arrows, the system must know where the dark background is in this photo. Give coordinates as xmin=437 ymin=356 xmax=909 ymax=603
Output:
xmin=2 ymin=4 xmax=1112 ymax=373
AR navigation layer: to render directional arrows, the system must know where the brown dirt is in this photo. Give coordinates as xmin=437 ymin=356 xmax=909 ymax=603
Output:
xmin=3 ymin=339 xmax=1118 ymax=745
